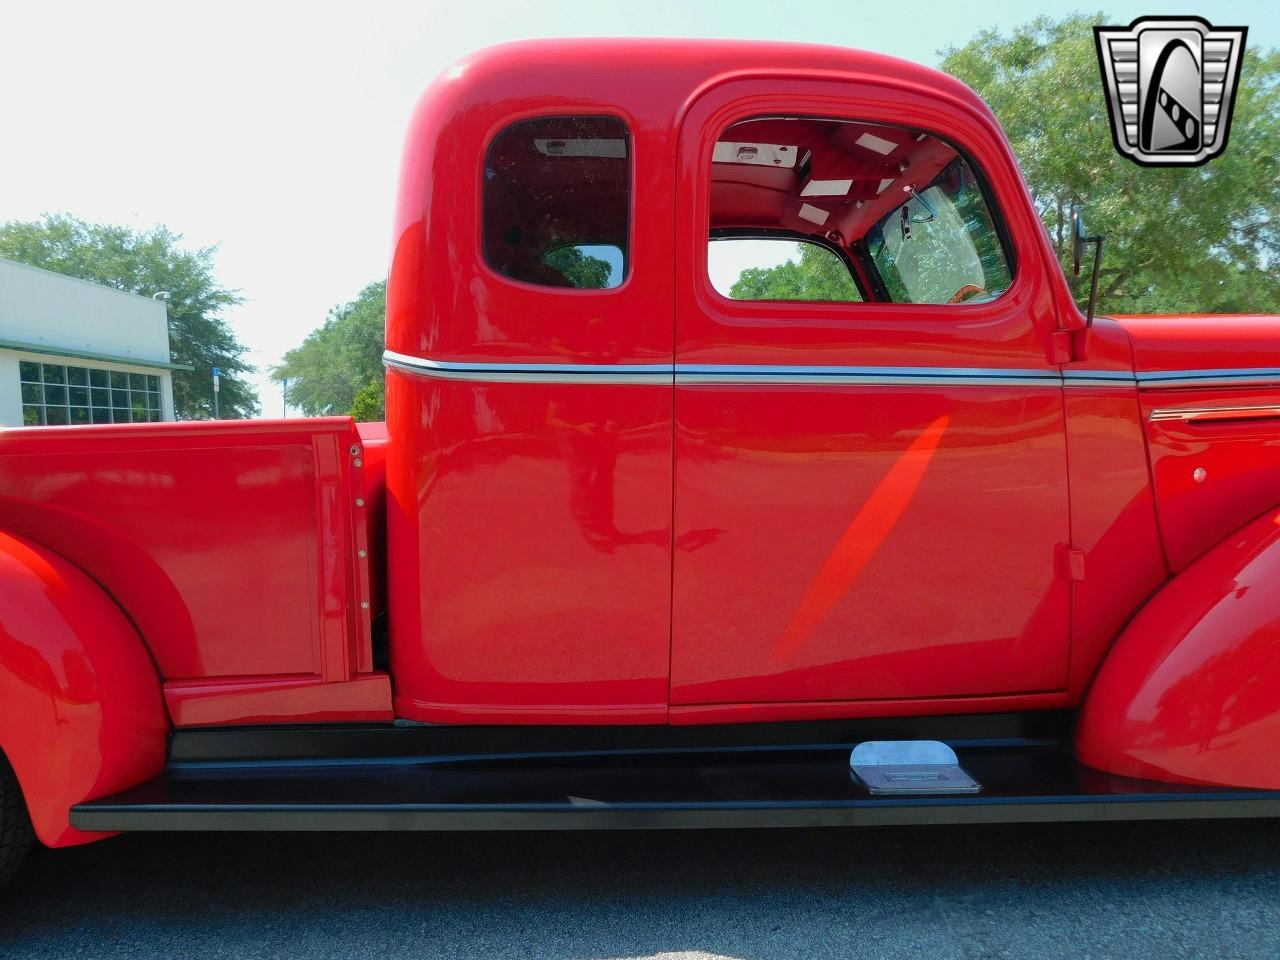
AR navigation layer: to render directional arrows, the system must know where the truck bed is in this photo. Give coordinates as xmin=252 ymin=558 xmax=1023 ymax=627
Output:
xmin=0 ymin=417 xmax=391 ymax=726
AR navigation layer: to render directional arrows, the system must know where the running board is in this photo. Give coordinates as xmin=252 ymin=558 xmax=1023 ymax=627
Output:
xmin=71 ymin=740 xmax=1280 ymax=832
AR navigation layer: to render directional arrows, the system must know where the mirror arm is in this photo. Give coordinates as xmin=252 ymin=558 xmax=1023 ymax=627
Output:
xmin=1083 ymin=234 xmax=1104 ymax=328
xmin=905 ymin=186 xmax=937 ymax=223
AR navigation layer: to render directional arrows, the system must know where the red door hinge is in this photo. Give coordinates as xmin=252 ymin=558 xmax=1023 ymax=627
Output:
xmin=1056 ymin=545 xmax=1086 ymax=581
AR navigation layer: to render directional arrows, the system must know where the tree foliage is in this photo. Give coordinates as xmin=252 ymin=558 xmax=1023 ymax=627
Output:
xmin=544 ymin=246 xmax=614 ymax=288
xmin=941 ymin=15 xmax=1280 ymax=313
xmin=350 ymin=378 xmax=386 ymax=422
xmin=0 ymin=214 xmax=258 ymax=418
xmin=274 ymin=281 xmax=386 ymax=419
xmin=729 ymin=243 xmax=861 ymax=301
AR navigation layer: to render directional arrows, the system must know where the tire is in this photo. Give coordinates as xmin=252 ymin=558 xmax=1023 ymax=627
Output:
xmin=0 ymin=753 xmax=34 ymax=886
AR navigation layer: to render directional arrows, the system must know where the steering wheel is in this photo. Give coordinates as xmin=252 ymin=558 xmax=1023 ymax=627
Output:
xmin=947 ymin=283 xmax=985 ymax=304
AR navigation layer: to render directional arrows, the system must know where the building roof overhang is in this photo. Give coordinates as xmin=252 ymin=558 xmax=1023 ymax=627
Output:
xmin=0 ymin=338 xmax=194 ymax=371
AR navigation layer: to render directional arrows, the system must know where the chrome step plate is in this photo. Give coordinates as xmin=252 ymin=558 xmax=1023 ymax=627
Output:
xmin=850 ymin=740 xmax=981 ymax=796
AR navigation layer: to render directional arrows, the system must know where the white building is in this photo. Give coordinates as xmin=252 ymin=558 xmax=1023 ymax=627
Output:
xmin=0 ymin=257 xmax=190 ymax=427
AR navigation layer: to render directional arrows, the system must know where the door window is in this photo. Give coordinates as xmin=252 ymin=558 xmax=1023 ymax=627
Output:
xmin=705 ymin=118 xmax=1013 ymax=306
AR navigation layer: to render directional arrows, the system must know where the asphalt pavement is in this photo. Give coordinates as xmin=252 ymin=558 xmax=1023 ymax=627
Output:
xmin=2 ymin=820 xmax=1278 ymax=959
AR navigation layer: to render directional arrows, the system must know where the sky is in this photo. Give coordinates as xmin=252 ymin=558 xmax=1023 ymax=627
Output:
xmin=2 ymin=0 xmax=1277 ymax=417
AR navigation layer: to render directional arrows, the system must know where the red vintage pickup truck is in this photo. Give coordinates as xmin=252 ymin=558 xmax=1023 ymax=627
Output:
xmin=3 ymin=38 xmax=1279 ymax=883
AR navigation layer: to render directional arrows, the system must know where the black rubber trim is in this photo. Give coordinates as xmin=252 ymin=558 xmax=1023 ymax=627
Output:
xmin=168 ymin=711 xmax=1073 ymax=763
xmin=71 ymin=797 xmax=1280 ymax=833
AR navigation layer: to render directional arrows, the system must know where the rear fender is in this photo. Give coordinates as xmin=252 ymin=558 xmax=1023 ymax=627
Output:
xmin=0 ymin=531 xmax=168 ymax=847
xmin=1076 ymin=508 xmax=1280 ymax=788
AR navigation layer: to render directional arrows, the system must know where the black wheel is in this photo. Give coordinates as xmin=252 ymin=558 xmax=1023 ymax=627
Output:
xmin=0 ymin=753 xmax=34 ymax=886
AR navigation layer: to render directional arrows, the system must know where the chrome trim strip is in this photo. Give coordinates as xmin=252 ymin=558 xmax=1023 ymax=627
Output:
xmin=676 ymin=364 xmax=1053 ymax=379
xmin=383 ymin=350 xmax=672 ymax=384
xmin=1063 ymin=368 xmax=1280 ymax=390
xmin=1137 ymin=368 xmax=1280 ymax=389
xmin=1149 ymin=404 xmax=1280 ymax=423
xmin=388 ymin=352 xmax=1280 ymax=391
xmin=1062 ymin=369 xmax=1138 ymax=386
xmin=385 ymin=351 xmax=1065 ymax=387
xmin=676 ymin=370 xmax=1058 ymax=387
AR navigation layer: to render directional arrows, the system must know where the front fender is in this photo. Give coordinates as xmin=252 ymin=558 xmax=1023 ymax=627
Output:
xmin=1077 ymin=508 xmax=1280 ymax=788
xmin=0 ymin=531 xmax=168 ymax=847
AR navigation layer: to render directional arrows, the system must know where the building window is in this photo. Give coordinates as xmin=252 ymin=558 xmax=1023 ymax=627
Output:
xmin=483 ymin=115 xmax=631 ymax=290
xmin=20 ymin=360 xmax=161 ymax=426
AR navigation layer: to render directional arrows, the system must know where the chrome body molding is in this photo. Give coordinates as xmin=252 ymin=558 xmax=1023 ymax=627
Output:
xmin=1067 ymin=368 xmax=1280 ymax=390
xmin=385 ymin=352 xmax=1280 ymax=391
xmin=386 ymin=351 xmax=1063 ymax=387
xmin=1062 ymin=369 xmax=1137 ymax=386
xmin=674 ymin=364 xmax=1059 ymax=387
xmin=1136 ymin=368 xmax=1280 ymax=389
xmin=1149 ymin=404 xmax=1280 ymax=424
xmin=383 ymin=350 xmax=671 ymax=384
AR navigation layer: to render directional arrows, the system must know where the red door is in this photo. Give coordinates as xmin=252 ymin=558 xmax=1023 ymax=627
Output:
xmin=669 ymin=79 xmax=1072 ymax=714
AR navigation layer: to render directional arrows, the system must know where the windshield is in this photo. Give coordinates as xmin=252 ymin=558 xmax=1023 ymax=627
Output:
xmin=866 ymin=158 xmax=1012 ymax=305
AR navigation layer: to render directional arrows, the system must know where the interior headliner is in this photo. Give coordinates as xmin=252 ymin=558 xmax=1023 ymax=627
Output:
xmin=710 ymin=118 xmax=957 ymax=245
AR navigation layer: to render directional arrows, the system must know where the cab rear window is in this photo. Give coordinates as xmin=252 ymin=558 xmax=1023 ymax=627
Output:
xmin=483 ymin=116 xmax=630 ymax=290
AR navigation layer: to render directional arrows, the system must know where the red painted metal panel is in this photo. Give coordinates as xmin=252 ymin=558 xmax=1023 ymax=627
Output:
xmin=0 ymin=531 xmax=167 ymax=847
xmin=386 ymin=44 xmax=679 ymax=367
xmin=1077 ymin=508 xmax=1280 ymax=788
xmin=1060 ymin=319 xmax=1168 ymax=700
xmin=1141 ymin=386 xmax=1280 ymax=571
xmin=1109 ymin=313 xmax=1280 ymax=573
xmin=1114 ymin=314 xmax=1280 ymax=374
xmin=384 ymin=41 xmax=683 ymax=724
xmin=669 ymin=77 xmax=1073 ymax=706
xmin=672 ymin=386 xmax=1071 ymax=703
xmin=164 ymin=673 xmax=391 ymax=727
xmin=384 ymin=376 xmax=672 ymax=724
xmin=0 ymin=419 xmax=389 ymax=726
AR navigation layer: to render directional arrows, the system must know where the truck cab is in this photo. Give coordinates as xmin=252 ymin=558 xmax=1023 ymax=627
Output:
xmin=4 ymin=40 xmax=1280 ymax=874
xmin=381 ymin=38 xmax=1134 ymax=725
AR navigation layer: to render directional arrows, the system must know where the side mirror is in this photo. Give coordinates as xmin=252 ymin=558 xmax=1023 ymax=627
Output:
xmin=1068 ymin=203 xmax=1104 ymax=327
xmin=1071 ymin=206 xmax=1086 ymax=278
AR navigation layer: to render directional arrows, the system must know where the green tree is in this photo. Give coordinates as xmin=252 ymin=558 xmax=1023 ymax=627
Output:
xmin=274 ymin=280 xmax=385 ymax=418
xmin=941 ymin=15 xmax=1280 ymax=313
xmin=729 ymin=243 xmax=862 ymax=301
xmin=544 ymin=245 xmax=614 ymax=288
xmin=350 ymin=378 xmax=385 ymax=422
xmin=0 ymin=214 xmax=258 ymax=418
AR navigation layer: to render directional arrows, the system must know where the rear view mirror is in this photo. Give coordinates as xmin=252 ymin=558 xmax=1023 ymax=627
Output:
xmin=1068 ymin=203 xmax=1104 ymax=327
